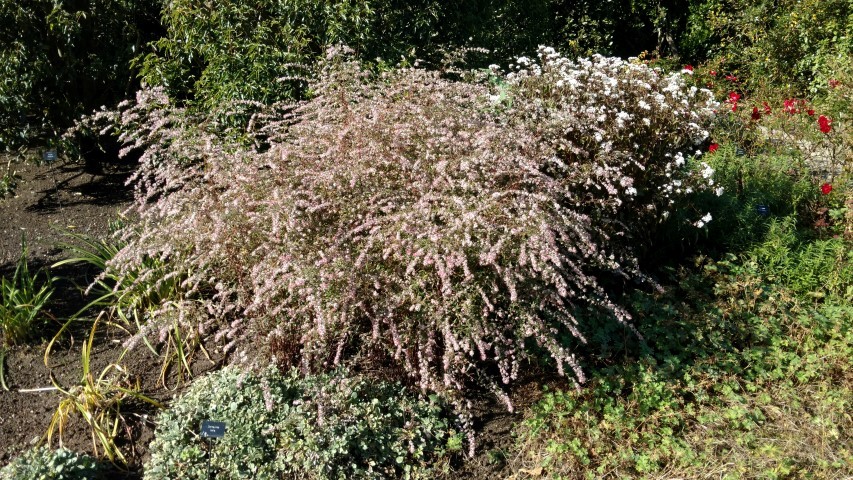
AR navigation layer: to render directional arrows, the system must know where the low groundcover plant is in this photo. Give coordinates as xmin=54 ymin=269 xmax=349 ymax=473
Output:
xmin=0 ymin=447 xmax=103 ymax=480
xmin=144 ymin=366 xmax=459 ymax=480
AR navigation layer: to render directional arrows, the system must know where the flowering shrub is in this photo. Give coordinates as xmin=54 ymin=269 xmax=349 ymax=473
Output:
xmin=96 ymin=48 xmax=719 ymax=438
xmin=144 ymin=366 xmax=458 ymax=479
xmin=506 ymin=48 xmax=719 ymax=244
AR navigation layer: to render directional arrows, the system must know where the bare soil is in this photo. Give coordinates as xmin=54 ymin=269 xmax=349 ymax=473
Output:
xmin=0 ymin=156 xmax=159 ymax=477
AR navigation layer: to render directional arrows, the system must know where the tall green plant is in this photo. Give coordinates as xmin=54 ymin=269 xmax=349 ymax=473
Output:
xmin=0 ymin=237 xmax=54 ymax=345
xmin=0 ymin=0 xmax=161 ymax=150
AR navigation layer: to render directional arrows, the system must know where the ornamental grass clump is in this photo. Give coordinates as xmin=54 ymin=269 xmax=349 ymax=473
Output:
xmin=99 ymin=48 xmax=717 ymax=424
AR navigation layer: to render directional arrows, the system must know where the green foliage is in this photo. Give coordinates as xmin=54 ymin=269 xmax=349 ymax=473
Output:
xmin=513 ymin=253 xmax=853 ymax=478
xmin=144 ymin=366 xmax=459 ymax=480
xmin=54 ymin=231 xmax=182 ymax=325
xmin=138 ymin=0 xmax=695 ymax=122
xmin=0 ymin=237 xmax=54 ymax=345
xmin=746 ymin=218 xmax=853 ymax=301
xmin=0 ymin=0 xmax=161 ymax=150
xmin=138 ymin=0 xmax=363 ymax=111
xmin=0 ymin=447 xmax=103 ymax=480
xmin=699 ymin=143 xmax=818 ymax=252
xmin=682 ymin=0 xmax=853 ymax=96
xmin=0 ymin=159 xmax=18 ymax=198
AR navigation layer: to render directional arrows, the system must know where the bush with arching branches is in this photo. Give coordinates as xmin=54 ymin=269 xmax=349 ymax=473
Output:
xmin=95 ymin=49 xmax=717 ymax=430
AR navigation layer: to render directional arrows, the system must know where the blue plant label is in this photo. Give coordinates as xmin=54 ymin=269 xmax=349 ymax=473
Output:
xmin=43 ymin=150 xmax=57 ymax=162
xmin=756 ymin=204 xmax=769 ymax=217
xmin=200 ymin=420 xmax=226 ymax=438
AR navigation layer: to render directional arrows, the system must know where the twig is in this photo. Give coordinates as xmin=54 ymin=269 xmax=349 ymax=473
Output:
xmin=18 ymin=386 xmax=60 ymax=393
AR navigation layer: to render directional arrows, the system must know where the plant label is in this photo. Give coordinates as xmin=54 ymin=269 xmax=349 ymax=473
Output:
xmin=756 ymin=204 xmax=769 ymax=217
xmin=200 ymin=420 xmax=226 ymax=438
xmin=736 ymin=148 xmax=746 ymax=157
xmin=43 ymin=150 xmax=57 ymax=163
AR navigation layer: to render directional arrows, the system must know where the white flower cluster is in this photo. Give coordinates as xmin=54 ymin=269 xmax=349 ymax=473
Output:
xmin=507 ymin=46 xmax=720 ymax=229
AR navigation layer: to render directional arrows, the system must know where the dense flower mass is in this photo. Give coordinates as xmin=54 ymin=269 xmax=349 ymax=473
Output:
xmin=92 ymin=48 xmax=719 ymax=431
xmin=818 ymin=114 xmax=832 ymax=133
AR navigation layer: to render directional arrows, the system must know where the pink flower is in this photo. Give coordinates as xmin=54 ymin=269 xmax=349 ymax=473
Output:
xmin=821 ymin=183 xmax=832 ymax=195
xmin=818 ymin=115 xmax=832 ymax=134
xmin=829 ymin=79 xmax=840 ymax=88
xmin=709 ymin=143 xmax=719 ymax=153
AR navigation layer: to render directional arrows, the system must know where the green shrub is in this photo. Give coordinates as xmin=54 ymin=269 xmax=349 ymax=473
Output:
xmin=139 ymin=0 xmax=696 ymax=123
xmin=0 ymin=0 xmax=161 ymax=150
xmin=144 ymin=366 xmax=459 ymax=480
xmin=0 ymin=447 xmax=103 ymax=480
xmin=682 ymin=0 xmax=853 ymax=96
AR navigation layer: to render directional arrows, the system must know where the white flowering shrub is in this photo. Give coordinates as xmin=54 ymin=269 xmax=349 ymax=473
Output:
xmin=92 ymin=48 xmax=718 ymax=441
xmin=144 ymin=366 xmax=458 ymax=480
xmin=506 ymin=47 xmax=720 ymax=250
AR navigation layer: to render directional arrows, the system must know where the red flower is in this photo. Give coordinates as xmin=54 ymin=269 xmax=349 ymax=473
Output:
xmin=727 ymin=92 xmax=740 ymax=112
xmin=709 ymin=70 xmax=717 ymax=76
xmin=818 ymin=115 xmax=832 ymax=134
xmin=683 ymin=65 xmax=694 ymax=72
xmin=807 ymin=108 xmax=815 ymax=116
xmin=821 ymin=182 xmax=833 ymax=195
xmin=709 ymin=143 xmax=719 ymax=153
xmin=751 ymin=106 xmax=761 ymax=120
xmin=829 ymin=79 xmax=840 ymax=88
xmin=783 ymin=98 xmax=798 ymax=114
xmin=763 ymin=102 xmax=772 ymax=114
xmin=725 ymin=74 xmax=738 ymax=82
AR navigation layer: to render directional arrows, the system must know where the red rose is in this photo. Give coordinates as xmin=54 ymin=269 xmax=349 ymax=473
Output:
xmin=709 ymin=143 xmax=719 ymax=153
xmin=783 ymin=98 xmax=798 ymax=114
xmin=818 ymin=115 xmax=832 ymax=134
xmin=821 ymin=183 xmax=832 ymax=195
